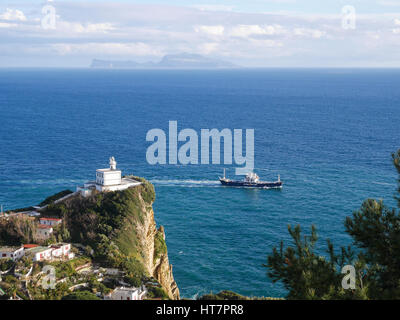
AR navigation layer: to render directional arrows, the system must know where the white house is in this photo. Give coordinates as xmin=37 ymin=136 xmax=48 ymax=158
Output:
xmin=27 ymin=211 xmax=41 ymax=217
xmin=26 ymin=246 xmax=54 ymax=262
xmin=36 ymin=225 xmax=53 ymax=240
xmin=24 ymin=243 xmax=74 ymax=262
xmin=106 ymin=286 xmax=147 ymax=301
xmin=77 ymin=157 xmax=141 ymax=197
xmin=39 ymin=217 xmax=62 ymax=226
xmin=50 ymin=243 xmax=73 ymax=259
xmin=0 ymin=246 xmax=25 ymax=261
xmin=77 ymin=187 xmax=93 ymax=198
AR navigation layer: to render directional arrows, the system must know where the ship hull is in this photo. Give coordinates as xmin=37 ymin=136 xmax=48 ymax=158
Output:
xmin=219 ymin=179 xmax=283 ymax=189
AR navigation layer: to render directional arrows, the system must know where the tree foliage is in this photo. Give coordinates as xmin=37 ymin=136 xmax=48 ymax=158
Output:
xmin=266 ymin=150 xmax=400 ymax=299
xmin=61 ymin=290 xmax=101 ymax=300
xmin=39 ymin=189 xmax=73 ymax=207
xmin=40 ymin=181 xmax=156 ymax=284
xmin=0 ymin=216 xmax=36 ymax=245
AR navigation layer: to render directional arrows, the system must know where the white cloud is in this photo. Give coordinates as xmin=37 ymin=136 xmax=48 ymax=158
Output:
xmin=366 ymin=31 xmax=380 ymax=40
xmin=378 ymin=0 xmax=400 ymax=6
xmin=194 ymin=25 xmax=225 ymax=36
xmin=0 ymin=22 xmax=18 ymax=28
xmin=56 ymin=21 xmax=115 ymax=34
xmin=83 ymin=23 xmax=115 ymax=33
xmin=198 ymin=42 xmax=219 ymax=54
xmin=52 ymin=42 xmax=163 ymax=57
xmin=230 ymin=24 xmax=285 ymax=38
xmin=0 ymin=8 xmax=26 ymax=21
xmin=191 ymin=5 xmax=234 ymax=12
xmin=2 ymin=2 xmax=400 ymax=67
xmin=293 ymin=28 xmax=325 ymax=39
xmin=249 ymin=38 xmax=283 ymax=48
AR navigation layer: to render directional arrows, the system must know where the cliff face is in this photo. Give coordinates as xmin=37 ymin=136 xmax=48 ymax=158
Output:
xmin=134 ymin=196 xmax=180 ymax=300
xmin=41 ymin=178 xmax=180 ymax=300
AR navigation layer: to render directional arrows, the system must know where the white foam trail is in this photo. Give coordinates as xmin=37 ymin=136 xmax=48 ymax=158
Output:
xmin=150 ymin=179 xmax=220 ymax=187
xmin=368 ymin=181 xmax=396 ymax=187
xmin=191 ymin=293 xmax=199 ymax=300
xmin=7 ymin=179 xmax=84 ymax=186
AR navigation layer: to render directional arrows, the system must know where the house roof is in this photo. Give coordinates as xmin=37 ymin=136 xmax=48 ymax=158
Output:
xmin=40 ymin=217 xmax=62 ymax=221
xmin=0 ymin=246 xmax=22 ymax=252
xmin=23 ymin=244 xmax=38 ymax=249
xmin=113 ymin=286 xmax=140 ymax=293
xmin=28 ymin=211 xmax=40 ymax=216
xmin=26 ymin=246 xmax=52 ymax=254
xmin=37 ymin=224 xmax=53 ymax=229
xmin=50 ymin=243 xmax=69 ymax=249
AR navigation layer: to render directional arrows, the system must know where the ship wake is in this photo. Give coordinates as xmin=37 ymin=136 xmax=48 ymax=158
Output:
xmin=150 ymin=179 xmax=220 ymax=188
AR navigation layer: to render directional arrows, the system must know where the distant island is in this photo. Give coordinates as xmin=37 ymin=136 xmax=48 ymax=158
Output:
xmin=90 ymin=53 xmax=238 ymax=69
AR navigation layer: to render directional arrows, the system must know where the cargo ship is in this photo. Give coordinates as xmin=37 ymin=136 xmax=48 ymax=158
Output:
xmin=219 ymin=169 xmax=283 ymax=189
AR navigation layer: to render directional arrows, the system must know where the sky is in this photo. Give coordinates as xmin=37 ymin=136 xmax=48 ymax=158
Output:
xmin=1 ymin=0 xmax=400 ymax=67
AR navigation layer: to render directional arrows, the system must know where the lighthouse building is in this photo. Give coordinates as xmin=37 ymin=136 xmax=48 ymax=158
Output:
xmin=96 ymin=157 xmax=122 ymax=187
xmin=77 ymin=157 xmax=141 ymax=197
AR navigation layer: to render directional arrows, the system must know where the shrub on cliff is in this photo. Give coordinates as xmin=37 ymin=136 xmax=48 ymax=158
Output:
xmin=41 ymin=180 xmax=157 ymax=285
xmin=0 ymin=216 xmax=36 ymax=245
xmin=61 ymin=290 xmax=101 ymax=300
xmin=126 ymin=176 xmax=155 ymax=204
xmin=199 ymin=290 xmax=249 ymax=300
xmin=146 ymin=286 xmax=170 ymax=299
xmin=154 ymin=229 xmax=167 ymax=263
xmin=198 ymin=290 xmax=281 ymax=300
xmin=0 ymin=259 xmax=14 ymax=272
xmin=39 ymin=189 xmax=73 ymax=207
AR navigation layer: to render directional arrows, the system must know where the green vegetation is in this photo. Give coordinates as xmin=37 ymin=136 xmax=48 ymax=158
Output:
xmin=200 ymin=291 xmax=249 ymax=300
xmin=47 ymin=261 xmax=77 ymax=279
xmin=154 ymin=228 xmax=167 ymax=263
xmin=37 ymin=255 xmax=90 ymax=274
xmin=87 ymin=276 xmax=112 ymax=296
xmin=41 ymin=180 xmax=157 ymax=286
xmin=62 ymin=290 xmax=101 ymax=300
xmin=24 ymin=255 xmax=115 ymax=300
xmin=199 ymin=290 xmax=283 ymax=300
xmin=39 ymin=189 xmax=73 ymax=207
xmin=0 ymin=216 xmax=36 ymax=245
xmin=266 ymin=150 xmax=400 ymax=300
xmin=28 ymin=281 xmax=71 ymax=300
xmin=0 ymin=275 xmax=26 ymax=300
xmin=15 ymin=256 xmax=32 ymax=274
xmin=69 ymin=256 xmax=91 ymax=269
xmin=146 ymin=285 xmax=170 ymax=299
xmin=0 ymin=259 xmax=14 ymax=272
xmin=5 ymin=207 xmax=35 ymax=214
xmin=0 ymin=177 xmax=174 ymax=300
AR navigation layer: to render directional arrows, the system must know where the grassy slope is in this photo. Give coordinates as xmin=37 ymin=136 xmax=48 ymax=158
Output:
xmin=199 ymin=290 xmax=284 ymax=300
xmin=41 ymin=178 xmax=157 ymax=285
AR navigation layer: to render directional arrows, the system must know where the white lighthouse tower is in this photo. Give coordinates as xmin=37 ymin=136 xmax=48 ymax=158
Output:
xmin=77 ymin=156 xmax=141 ymax=196
xmin=95 ymin=156 xmax=122 ymax=187
xmin=110 ymin=156 xmax=117 ymax=170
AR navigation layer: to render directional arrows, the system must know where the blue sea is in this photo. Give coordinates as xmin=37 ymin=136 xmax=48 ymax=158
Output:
xmin=0 ymin=69 xmax=399 ymax=298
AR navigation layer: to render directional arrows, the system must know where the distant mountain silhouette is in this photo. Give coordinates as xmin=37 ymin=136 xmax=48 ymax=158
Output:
xmin=90 ymin=53 xmax=238 ymax=69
